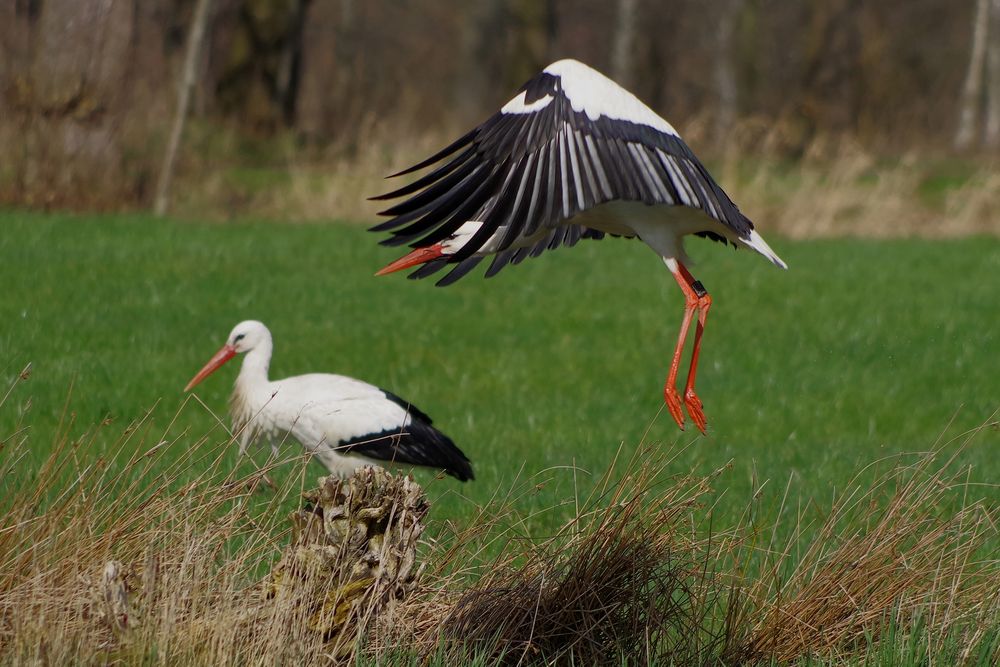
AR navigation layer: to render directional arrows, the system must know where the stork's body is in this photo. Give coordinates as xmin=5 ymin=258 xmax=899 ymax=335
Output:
xmin=184 ymin=321 xmax=474 ymax=481
xmin=372 ymin=59 xmax=786 ymax=434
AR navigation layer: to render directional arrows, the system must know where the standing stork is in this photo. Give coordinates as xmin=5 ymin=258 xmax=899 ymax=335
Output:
xmin=371 ymin=59 xmax=786 ymax=434
xmin=184 ymin=320 xmax=474 ymax=481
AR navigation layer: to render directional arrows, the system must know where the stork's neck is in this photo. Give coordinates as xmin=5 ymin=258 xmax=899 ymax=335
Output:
xmin=236 ymin=339 xmax=273 ymax=390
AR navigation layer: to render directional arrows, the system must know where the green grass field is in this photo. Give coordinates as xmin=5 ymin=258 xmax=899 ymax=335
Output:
xmin=3 ymin=210 xmax=1000 ymax=663
xmin=2 ymin=210 xmax=999 ymax=528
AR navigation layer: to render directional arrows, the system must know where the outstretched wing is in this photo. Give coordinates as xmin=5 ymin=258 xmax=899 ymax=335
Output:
xmin=371 ymin=59 xmax=753 ymax=284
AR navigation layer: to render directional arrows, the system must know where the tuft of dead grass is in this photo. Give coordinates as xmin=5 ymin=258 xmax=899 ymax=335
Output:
xmin=427 ymin=452 xmax=729 ymax=665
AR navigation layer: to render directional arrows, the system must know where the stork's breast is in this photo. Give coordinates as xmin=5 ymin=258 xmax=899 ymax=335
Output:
xmin=572 ymin=199 xmax=730 ymax=239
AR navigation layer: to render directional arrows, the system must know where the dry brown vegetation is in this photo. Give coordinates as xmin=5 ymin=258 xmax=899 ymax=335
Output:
xmin=160 ymin=116 xmax=1000 ymax=241
xmin=1 ymin=372 xmax=998 ymax=665
xmin=383 ymin=436 xmax=1000 ymax=665
xmin=717 ymin=131 xmax=1000 ymax=240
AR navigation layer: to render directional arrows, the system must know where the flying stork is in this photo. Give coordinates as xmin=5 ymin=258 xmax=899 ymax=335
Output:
xmin=371 ymin=59 xmax=786 ymax=434
xmin=183 ymin=320 xmax=474 ymax=481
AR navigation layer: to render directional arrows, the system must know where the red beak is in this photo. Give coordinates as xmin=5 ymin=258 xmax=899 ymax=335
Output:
xmin=375 ymin=244 xmax=446 ymax=276
xmin=184 ymin=344 xmax=237 ymax=391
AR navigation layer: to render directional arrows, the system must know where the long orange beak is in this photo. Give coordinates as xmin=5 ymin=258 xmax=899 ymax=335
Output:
xmin=375 ymin=244 xmax=445 ymax=276
xmin=184 ymin=344 xmax=237 ymax=391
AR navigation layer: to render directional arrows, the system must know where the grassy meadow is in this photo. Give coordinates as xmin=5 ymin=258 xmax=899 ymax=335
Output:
xmin=2 ymin=209 xmax=999 ymax=662
xmin=4 ymin=211 xmax=999 ymax=507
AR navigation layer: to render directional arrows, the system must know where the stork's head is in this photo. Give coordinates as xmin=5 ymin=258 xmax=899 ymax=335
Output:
xmin=227 ymin=320 xmax=270 ymax=353
xmin=184 ymin=320 xmax=271 ymax=391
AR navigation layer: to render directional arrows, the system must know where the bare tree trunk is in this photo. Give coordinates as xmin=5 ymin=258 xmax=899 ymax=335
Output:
xmin=544 ymin=0 xmax=559 ymax=61
xmin=296 ymin=0 xmax=358 ymax=142
xmin=955 ymin=0 xmax=990 ymax=150
xmin=13 ymin=0 xmax=139 ymax=207
xmin=454 ymin=0 xmax=506 ymax=123
xmin=713 ymin=0 xmax=744 ymax=142
xmin=986 ymin=0 xmax=1000 ymax=147
xmin=154 ymin=0 xmax=214 ymax=217
xmin=611 ymin=0 xmax=638 ymax=87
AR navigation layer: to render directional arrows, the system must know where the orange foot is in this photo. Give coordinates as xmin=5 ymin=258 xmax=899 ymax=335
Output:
xmin=664 ymin=387 xmax=686 ymax=430
xmin=684 ymin=390 xmax=708 ymax=435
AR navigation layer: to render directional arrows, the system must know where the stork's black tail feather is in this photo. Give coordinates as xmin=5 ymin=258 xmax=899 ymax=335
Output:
xmin=338 ymin=422 xmax=474 ymax=481
xmin=338 ymin=390 xmax=474 ymax=481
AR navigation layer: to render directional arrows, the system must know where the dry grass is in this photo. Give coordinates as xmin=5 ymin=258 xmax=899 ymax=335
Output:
xmin=722 ymin=139 xmax=1000 ymax=239
xmin=718 ymin=126 xmax=1000 ymax=239
xmin=1 ymin=367 xmax=998 ymax=665
xmin=0 ymin=367 xmax=347 ymax=664
xmin=166 ymin=114 xmax=1000 ymax=239
xmin=725 ymin=430 xmax=1000 ymax=664
xmin=0 ymin=366 xmax=441 ymax=664
xmin=384 ymin=450 xmax=732 ymax=664
xmin=171 ymin=115 xmax=455 ymax=224
xmin=380 ymin=429 xmax=999 ymax=665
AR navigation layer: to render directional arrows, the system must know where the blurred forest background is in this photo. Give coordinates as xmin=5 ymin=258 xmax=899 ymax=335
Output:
xmin=3 ymin=0 xmax=1000 ymax=234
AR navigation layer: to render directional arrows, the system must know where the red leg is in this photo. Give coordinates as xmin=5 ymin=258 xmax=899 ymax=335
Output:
xmin=664 ymin=265 xmax=700 ymax=430
xmin=677 ymin=263 xmax=711 ymax=434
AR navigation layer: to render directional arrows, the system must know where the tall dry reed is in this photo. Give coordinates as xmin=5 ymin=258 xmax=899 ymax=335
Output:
xmin=1 ymin=367 xmax=997 ymax=665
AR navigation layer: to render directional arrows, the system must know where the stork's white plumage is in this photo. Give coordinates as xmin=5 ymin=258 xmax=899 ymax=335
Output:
xmin=184 ymin=321 xmax=473 ymax=481
xmin=372 ymin=58 xmax=786 ymax=434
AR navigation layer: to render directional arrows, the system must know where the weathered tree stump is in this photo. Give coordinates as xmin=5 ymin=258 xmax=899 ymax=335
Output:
xmin=266 ymin=467 xmax=429 ymax=658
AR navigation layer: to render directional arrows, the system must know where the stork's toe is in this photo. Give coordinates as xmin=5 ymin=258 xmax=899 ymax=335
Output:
xmin=684 ymin=390 xmax=708 ymax=435
xmin=664 ymin=387 xmax=686 ymax=430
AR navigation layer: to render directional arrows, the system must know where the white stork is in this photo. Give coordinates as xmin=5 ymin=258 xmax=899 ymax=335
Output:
xmin=371 ymin=58 xmax=786 ymax=434
xmin=183 ymin=320 xmax=474 ymax=481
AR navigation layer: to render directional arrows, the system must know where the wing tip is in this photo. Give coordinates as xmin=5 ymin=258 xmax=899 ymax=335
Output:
xmin=451 ymin=466 xmax=475 ymax=482
xmin=743 ymin=229 xmax=788 ymax=269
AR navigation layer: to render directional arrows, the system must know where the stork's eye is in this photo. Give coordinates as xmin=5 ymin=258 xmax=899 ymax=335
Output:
xmin=234 ymin=333 xmax=246 ymax=343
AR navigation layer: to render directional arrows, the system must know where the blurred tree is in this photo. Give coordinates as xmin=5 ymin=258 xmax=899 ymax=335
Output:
xmin=155 ymin=0 xmax=215 ymax=217
xmin=7 ymin=0 xmax=138 ymax=206
xmin=506 ymin=0 xmax=554 ymax=89
xmin=985 ymin=0 xmax=1000 ymax=148
xmin=955 ymin=0 xmax=990 ymax=150
xmin=454 ymin=0 xmax=507 ymax=125
xmin=209 ymin=0 xmax=306 ymax=132
xmin=713 ymin=0 xmax=745 ymax=143
xmin=611 ymin=0 xmax=639 ymax=88
xmin=799 ymin=0 xmax=863 ymax=141
xmin=296 ymin=0 xmax=348 ymax=142
xmin=0 ymin=0 xmax=985 ymax=209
